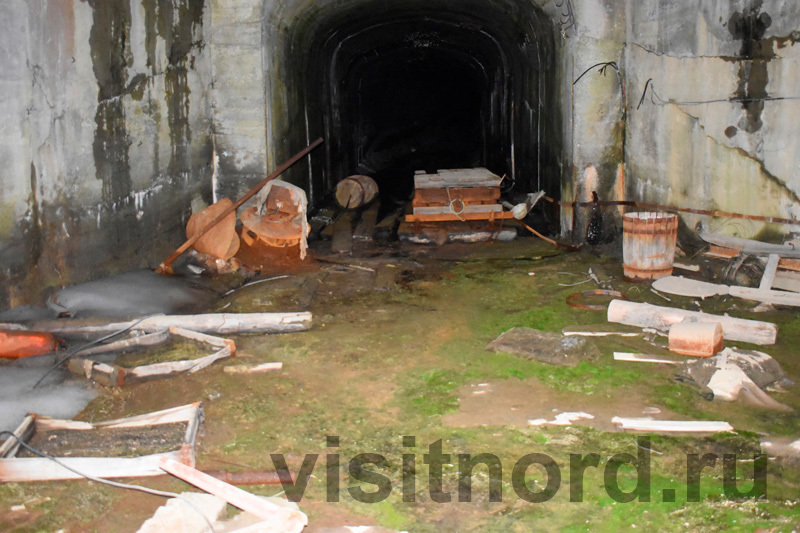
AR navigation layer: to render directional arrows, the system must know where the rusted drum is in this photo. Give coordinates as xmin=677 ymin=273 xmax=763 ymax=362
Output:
xmin=622 ymin=211 xmax=678 ymax=281
xmin=335 ymin=175 xmax=379 ymax=209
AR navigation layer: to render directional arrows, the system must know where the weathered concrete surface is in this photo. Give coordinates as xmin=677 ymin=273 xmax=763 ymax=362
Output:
xmin=0 ymin=0 xmax=213 ymax=308
xmin=2 ymin=0 xmax=800 ymax=306
xmin=624 ymin=0 xmax=800 ymax=239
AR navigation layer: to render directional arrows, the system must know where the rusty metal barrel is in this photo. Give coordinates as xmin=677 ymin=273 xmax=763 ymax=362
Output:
xmin=622 ymin=211 xmax=678 ymax=281
xmin=335 ymin=175 xmax=379 ymax=209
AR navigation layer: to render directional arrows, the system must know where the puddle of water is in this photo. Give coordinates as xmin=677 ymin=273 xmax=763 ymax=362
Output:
xmin=444 ymin=378 xmax=674 ymax=432
xmin=0 ymin=364 xmax=96 ymax=433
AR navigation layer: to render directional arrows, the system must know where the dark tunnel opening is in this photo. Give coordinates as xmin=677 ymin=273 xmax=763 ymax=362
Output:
xmin=279 ymin=0 xmax=562 ymax=216
xmin=351 ymin=47 xmax=488 ymax=202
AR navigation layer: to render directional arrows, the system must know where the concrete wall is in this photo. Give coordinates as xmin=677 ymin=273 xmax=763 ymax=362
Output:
xmin=559 ymin=0 xmax=800 ymax=241
xmin=0 ymin=0 xmax=213 ymax=307
xmin=624 ymin=0 xmax=800 ymax=240
xmin=1 ymin=0 xmax=799 ymax=306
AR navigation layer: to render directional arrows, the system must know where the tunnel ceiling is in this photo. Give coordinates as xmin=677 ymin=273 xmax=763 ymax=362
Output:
xmin=270 ymin=0 xmax=561 ymax=205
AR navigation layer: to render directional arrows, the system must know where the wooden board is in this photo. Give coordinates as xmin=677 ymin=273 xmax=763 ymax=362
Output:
xmin=773 ymin=269 xmax=800 ymax=293
xmin=405 ymin=211 xmax=515 ymax=223
xmin=414 ymin=168 xmax=502 ymax=189
xmin=705 ymin=245 xmax=741 ymax=259
xmin=652 ymin=275 xmax=800 ymax=307
xmin=612 ymin=417 xmax=733 ymax=433
xmin=759 ymin=254 xmax=780 ymax=290
xmin=613 ymin=352 xmax=685 ymax=364
xmin=412 ymin=187 xmax=500 ymax=207
xmin=159 ymin=458 xmax=308 ymax=532
xmin=778 ymin=258 xmax=800 ymax=272
xmin=412 ymin=204 xmax=503 ymax=216
xmin=700 ymin=232 xmax=800 ymax=258
xmin=4 ymin=312 xmax=313 ymax=337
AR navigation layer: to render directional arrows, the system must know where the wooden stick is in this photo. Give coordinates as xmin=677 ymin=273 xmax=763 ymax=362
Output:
xmin=159 ymin=458 xmax=308 ymax=532
xmin=224 ymin=362 xmax=283 ymax=374
xmin=613 ymin=352 xmax=684 ymax=364
xmin=3 ymin=312 xmax=312 ymax=337
xmin=612 ymin=417 xmax=733 ymax=433
xmin=155 ymin=138 xmax=324 ymax=275
xmin=515 ymin=220 xmax=582 ymax=252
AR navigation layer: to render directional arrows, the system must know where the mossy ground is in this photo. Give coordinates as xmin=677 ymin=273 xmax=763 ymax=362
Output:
xmin=2 ymin=237 xmax=799 ymax=531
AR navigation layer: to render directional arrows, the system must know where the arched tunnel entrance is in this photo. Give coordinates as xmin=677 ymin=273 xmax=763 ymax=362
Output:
xmin=266 ymin=0 xmax=562 ymax=217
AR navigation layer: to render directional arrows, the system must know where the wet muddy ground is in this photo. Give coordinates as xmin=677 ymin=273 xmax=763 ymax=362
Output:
xmin=2 ymin=236 xmax=800 ymax=531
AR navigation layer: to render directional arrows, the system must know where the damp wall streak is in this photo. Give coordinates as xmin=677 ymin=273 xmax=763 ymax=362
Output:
xmin=0 ymin=0 xmax=213 ymax=307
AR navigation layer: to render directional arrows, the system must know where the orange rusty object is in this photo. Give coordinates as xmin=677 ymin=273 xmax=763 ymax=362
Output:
xmin=186 ymin=198 xmax=240 ymax=260
xmin=155 ymin=138 xmax=323 ymax=275
xmin=622 ymin=212 xmax=678 ymax=281
xmin=668 ymin=322 xmax=724 ymax=358
xmin=566 ymin=289 xmax=627 ymax=311
xmin=0 ymin=330 xmax=60 ymax=359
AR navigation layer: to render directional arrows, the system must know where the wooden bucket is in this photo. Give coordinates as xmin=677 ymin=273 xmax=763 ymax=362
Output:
xmin=622 ymin=212 xmax=678 ymax=281
xmin=335 ymin=175 xmax=379 ymax=209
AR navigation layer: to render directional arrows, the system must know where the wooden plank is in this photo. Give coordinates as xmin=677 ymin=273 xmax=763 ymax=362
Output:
xmin=652 ymin=276 xmax=726 ymax=298
xmin=0 ymin=416 xmax=35 ymax=458
xmin=224 ymin=362 xmax=283 ymax=374
xmin=79 ymin=330 xmax=170 ymax=356
xmin=672 ymin=262 xmax=700 ymax=272
xmin=653 ymin=275 xmax=800 ymax=307
xmin=414 ymin=168 xmax=502 ymax=189
xmin=126 ymin=344 xmax=233 ymax=381
xmin=727 ymin=286 xmax=800 ymax=307
xmin=700 ymin=231 xmax=800 ymax=258
xmin=778 ymin=258 xmax=800 ymax=272
xmin=405 ymin=211 xmax=515 ymax=223
xmin=613 ymin=352 xmax=685 ymax=364
xmin=2 ymin=313 xmax=312 ymax=337
xmin=704 ymin=245 xmax=741 ymax=259
xmin=159 ymin=458 xmax=308 ymax=532
xmin=169 ymin=327 xmax=232 ymax=349
xmin=760 ymin=254 xmax=780 ymax=290
xmin=607 ymin=300 xmax=777 ymax=345
xmin=415 ymin=179 xmax=501 ymax=189
xmin=773 ymin=270 xmax=800 ymax=293
xmin=413 ymin=187 xmax=500 ymax=207
xmin=0 ymin=451 xmax=191 ymax=482
xmin=413 ymin=204 xmax=503 ymax=216
xmin=612 ymin=417 xmax=733 ymax=433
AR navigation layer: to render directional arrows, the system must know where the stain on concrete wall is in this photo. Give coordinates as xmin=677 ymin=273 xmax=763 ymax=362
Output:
xmin=0 ymin=0 xmax=212 ymax=308
xmin=625 ymin=0 xmax=800 ymax=240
